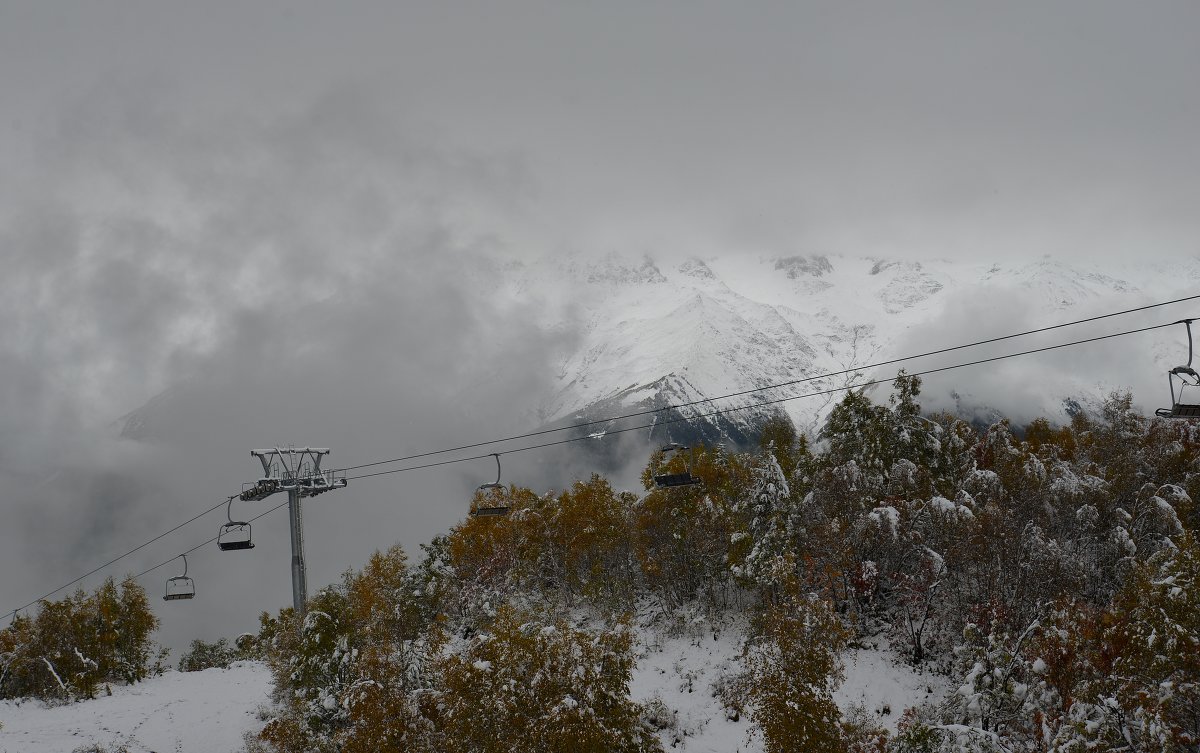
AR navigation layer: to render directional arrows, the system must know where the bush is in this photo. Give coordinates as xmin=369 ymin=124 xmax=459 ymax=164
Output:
xmin=178 ymin=638 xmax=236 ymax=672
xmin=257 ymin=545 xmax=441 ymax=753
xmin=437 ymin=606 xmax=662 ymax=753
xmin=734 ymin=588 xmax=850 ymax=753
xmin=0 ymin=577 xmax=161 ymax=701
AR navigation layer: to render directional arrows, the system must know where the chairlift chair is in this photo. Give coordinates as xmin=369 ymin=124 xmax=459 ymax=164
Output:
xmin=653 ymin=444 xmax=703 ymax=488
xmin=218 ymin=496 xmax=255 ymax=551
xmin=1156 ymin=319 xmax=1200 ymax=419
xmin=471 ymin=453 xmax=510 ymax=516
xmin=163 ymin=555 xmax=195 ymax=601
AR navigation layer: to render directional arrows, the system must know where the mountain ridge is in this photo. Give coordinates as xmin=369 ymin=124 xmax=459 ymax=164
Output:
xmin=120 ymin=253 xmax=1200 ymax=446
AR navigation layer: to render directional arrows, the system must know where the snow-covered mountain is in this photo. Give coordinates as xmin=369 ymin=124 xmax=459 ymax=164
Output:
xmin=485 ymin=252 xmax=1200 ymax=444
xmin=121 ymin=252 xmax=1200 ymax=445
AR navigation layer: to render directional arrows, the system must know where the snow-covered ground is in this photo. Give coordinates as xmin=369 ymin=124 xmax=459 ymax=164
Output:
xmin=628 ymin=614 xmax=948 ymax=752
xmin=0 ymin=635 xmax=945 ymax=753
xmin=835 ymin=642 xmax=948 ymax=734
xmin=0 ymin=662 xmax=271 ymax=753
xmin=630 ymin=618 xmax=757 ymax=751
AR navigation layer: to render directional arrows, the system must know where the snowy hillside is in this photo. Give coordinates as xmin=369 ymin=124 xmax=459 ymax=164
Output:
xmin=0 ymin=662 xmax=271 ymax=753
xmin=629 ymin=620 xmax=946 ymax=752
xmin=0 ymin=636 xmax=941 ymax=753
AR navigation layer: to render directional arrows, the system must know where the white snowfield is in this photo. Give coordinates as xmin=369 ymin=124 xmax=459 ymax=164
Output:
xmin=630 ymin=627 xmax=945 ymax=752
xmin=834 ymin=642 xmax=946 ymax=733
xmin=630 ymin=620 xmax=758 ymax=751
xmin=0 ymin=643 xmax=942 ymax=753
xmin=491 ymin=252 xmax=1200 ymax=435
xmin=0 ymin=661 xmax=271 ymax=753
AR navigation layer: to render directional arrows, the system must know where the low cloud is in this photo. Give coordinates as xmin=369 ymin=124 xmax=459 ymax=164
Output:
xmin=0 ymin=88 xmax=576 ymax=648
xmin=882 ymin=284 xmax=1193 ymax=428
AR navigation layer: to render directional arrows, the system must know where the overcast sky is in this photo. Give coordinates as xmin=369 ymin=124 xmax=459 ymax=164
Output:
xmin=1 ymin=1 xmax=1197 ymax=648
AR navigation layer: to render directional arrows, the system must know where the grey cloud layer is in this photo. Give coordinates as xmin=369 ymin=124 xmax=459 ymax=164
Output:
xmin=0 ymin=91 xmax=570 ymax=647
xmin=4 ymin=2 xmax=1198 ymax=261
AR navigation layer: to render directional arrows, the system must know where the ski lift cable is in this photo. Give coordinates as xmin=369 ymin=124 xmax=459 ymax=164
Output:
xmin=0 ymin=497 xmax=232 ymax=622
xmin=2 ymin=498 xmax=295 ymax=622
xmin=343 ymin=318 xmax=1182 ymax=483
xmin=328 ymin=294 xmax=1200 ymax=475
xmin=130 ymin=497 xmax=293 ymax=582
xmin=2 ymin=309 xmax=1191 ymax=620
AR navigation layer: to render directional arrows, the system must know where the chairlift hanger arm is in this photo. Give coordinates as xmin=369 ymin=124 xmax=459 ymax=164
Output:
xmin=1181 ymin=318 xmax=1195 ymax=370
xmin=476 ymin=453 xmax=503 ymax=490
xmin=1169 ymin=319 xmax=1200 ymax=381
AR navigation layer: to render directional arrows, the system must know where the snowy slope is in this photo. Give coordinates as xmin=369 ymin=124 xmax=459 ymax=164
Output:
xmin=0 ymin=662 xmax=271 ymax=753
xmin=630 ymin=616 xmax=758 ymax=752
xmin=834 ymin=642 xmax=947 ymax=734
xmin=0 ymin=637 xmax=946 ymax=753
xmin=630 ymin=615 xmax=948 ymax=752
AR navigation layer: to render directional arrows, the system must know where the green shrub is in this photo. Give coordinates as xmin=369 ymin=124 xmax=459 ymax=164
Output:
xmin=0 ymin=577 xmax=160 ymax=701
xmin=178 ymin=637 xmax=236 ymax=672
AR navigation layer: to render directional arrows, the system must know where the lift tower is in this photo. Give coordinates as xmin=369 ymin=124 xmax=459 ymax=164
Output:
xmin=240 ymin=447 xmax=347 ymax=616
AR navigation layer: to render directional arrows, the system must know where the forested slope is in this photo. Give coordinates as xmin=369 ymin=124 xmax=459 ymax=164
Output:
xmin=242 ymin=374 xmax=1200 ymax=752
xmin=7 ymin=373 xmax=1198 ymax=752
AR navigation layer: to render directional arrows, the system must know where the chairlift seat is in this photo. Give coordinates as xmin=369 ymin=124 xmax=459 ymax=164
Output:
xmin=218 ymin=521 xmax=255 ymax=551
xmin=1162 ymin=403 xmax=1200 ymax=418
xmin=654 ymin=472 xmax=702 ymax=488
xmin=472 ymin=505 xmax=510 ymax=517
xmin=469 ymin=454 xmax=510 ymax=517
xmin=219 ymin=497 xmax=256 ymax=551
xmin=164 ymin=576 xmax=195 ymax=601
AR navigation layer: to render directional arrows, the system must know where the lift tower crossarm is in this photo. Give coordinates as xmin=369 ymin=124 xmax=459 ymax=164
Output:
xmin=241 ymin=447 xmax=347 ymax=616
xmin=250 ymin=447 xmax=330 ymax=454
